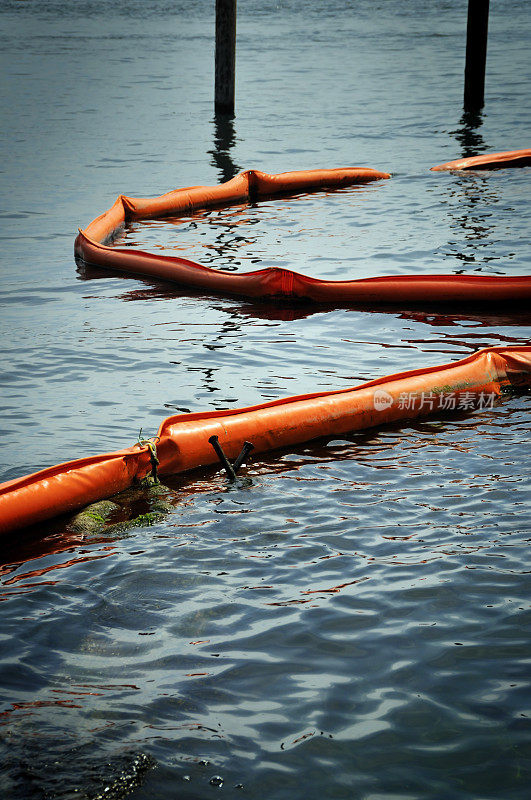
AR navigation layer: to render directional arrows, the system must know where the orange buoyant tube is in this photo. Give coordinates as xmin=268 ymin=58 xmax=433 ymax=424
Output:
xmin=431 ymin=148 xmax=531 ymax=171
xmin=74 ymin=167 xmax=531 ymax=304
xmin=1 ymin=346 xmax=530 ymax=535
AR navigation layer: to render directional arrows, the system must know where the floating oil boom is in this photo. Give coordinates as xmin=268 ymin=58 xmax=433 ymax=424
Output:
xmin=75 ymin=166 xmax=531 ymax=305
xmin=1 ymin=346 xmax=530 ymax=535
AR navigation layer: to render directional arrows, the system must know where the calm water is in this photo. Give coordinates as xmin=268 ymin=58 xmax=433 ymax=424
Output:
xmin=1 ymin=1 xmax=530 ymax=798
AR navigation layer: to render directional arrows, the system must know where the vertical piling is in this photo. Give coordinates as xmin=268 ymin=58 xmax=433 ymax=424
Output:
xmin=464 ymin=0 xmax=490 ymax=112
xmin=215 ymin=0 xmax=237 ymax=114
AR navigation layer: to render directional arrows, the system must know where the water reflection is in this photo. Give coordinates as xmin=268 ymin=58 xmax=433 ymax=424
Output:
xmin=444 ymin=111 xmax=501 ymax=271
xmin=108 ymin=204 xmax=265 ymax=273
xmin=76 ymin=262 xmax=531 ymax=326
xmin=451 ymin=111 xmax=487 ymax=159
xmin=209 ymin=113 xmax=241 ymax=183
xmin=397 ymin=307 xmax=531 ymax=329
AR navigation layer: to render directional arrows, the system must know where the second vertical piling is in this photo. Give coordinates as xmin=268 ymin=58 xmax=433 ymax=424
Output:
xmin=215 ymin=0 xmax=237 ymax=114
xmin=464 ymin=0 xmax=490 ymax=111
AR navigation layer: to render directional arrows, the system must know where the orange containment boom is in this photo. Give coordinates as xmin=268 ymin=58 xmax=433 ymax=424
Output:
xmin=431 ymin=148 xmax=531 ymax=171
xmin=74 ymin=168 xmax=531 ymax=305
xmin=1 ymin=346 xmax=530 ymax=535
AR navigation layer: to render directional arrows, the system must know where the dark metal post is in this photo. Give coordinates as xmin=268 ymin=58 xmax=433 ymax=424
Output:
xmin=209 ymin=435 xmax=237 ymax=479
xmin=215 ymin=0 xmax=237 ymax=114
xmin=464 ymin=0 xmax=490 ymax=112
xmin=232 ymin=441 xmax=254 ymax=472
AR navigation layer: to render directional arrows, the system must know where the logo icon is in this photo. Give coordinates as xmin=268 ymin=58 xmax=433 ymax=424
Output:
xmin=373 ymin=389 xmax=393 ymax=411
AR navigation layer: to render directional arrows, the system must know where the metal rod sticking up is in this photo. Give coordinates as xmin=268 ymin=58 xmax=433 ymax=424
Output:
xmin=208 ymin=435 xmax=254 ymax=480
xmin=209 ymin=435 xmax=237 ymax=479
xmin=233 ymin=441 xmax=254 ymax=472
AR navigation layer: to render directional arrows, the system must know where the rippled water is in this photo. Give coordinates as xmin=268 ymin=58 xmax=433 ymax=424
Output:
xmin=1 ymin=1 xmax=530 ymax=798
xmin=116 ymin=173 xmax=531 ymax=279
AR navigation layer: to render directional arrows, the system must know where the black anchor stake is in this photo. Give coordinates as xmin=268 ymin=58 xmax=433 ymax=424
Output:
xmin=233 ymin=441 xmax=255 ymax=472
xmin=208 ymin=435 xmax=254 ymax=480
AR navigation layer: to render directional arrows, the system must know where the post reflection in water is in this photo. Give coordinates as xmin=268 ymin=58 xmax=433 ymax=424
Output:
xmin=209 ymin=112 xmax=241 ymax=184
xmin=451 ymin=110 xmax=487 ymax=159
xmin=207 ymin=113 xmax=256 ymax=274
xmin=443 ymin=111 xmax=501 ymax=273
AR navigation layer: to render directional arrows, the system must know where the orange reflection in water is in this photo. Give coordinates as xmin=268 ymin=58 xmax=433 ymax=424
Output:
xmin=1 ymin=548 xmax=115 ymax=589
xmin=301 ymin=576 xmax=370 ymax=595
xmin=0 ymin=699 xmax=83 ymax=725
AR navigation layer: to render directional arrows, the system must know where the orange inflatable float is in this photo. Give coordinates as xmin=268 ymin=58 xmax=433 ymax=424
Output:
xmin=75 ymin=168 xmax=531 ymax=304
xmin=1 ymin=346 xmax=530 ymax=535
xmin=431 ymin=148 xmax=531 ymax=171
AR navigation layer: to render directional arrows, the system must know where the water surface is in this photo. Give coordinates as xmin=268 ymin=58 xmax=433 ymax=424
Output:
xmin=0 ymin=2 xmax=530 ymax=798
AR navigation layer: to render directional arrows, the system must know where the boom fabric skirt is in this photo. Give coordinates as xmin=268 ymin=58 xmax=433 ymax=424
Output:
xmin=1 ymin=346 xmax=530 ymax=535
xmin=74 ymin=167 xmax=531 ymax=305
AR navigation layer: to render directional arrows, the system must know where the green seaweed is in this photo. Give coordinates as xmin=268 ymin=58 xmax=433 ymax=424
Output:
xmin=66 ymin=484 xmax=174 ymax=536
xmin=68 ymin=500 xmax=120 ymax=533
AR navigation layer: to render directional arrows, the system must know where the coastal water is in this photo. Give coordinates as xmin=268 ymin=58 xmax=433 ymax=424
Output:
xmin=0 ymin=1 xmax=530 ymax=798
